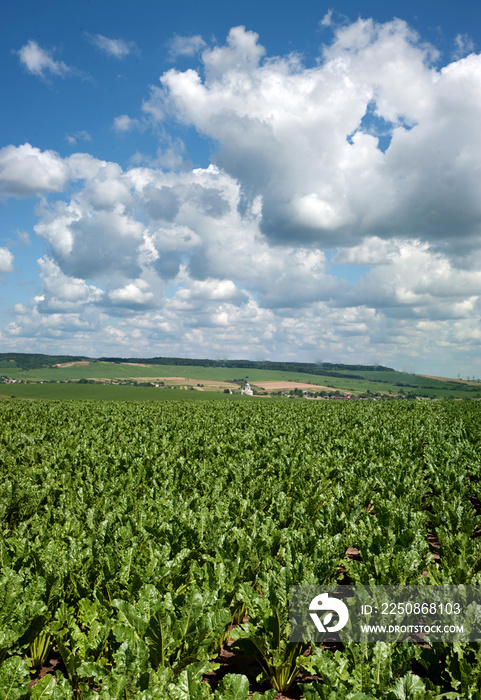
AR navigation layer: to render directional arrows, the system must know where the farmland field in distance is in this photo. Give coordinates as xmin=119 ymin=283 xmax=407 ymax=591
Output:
xmin=2 ymin=354 xmax=481 ymax=400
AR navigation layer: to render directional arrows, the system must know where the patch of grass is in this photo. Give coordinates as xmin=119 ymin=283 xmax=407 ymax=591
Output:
xmin=339 ymin=368 xmax=474 ymax=387
xmin=0 ymin=359 xmax=17 ymax=369
xmin=3 ymin=362 xmax=341 ymax=384
xmin=4 ymin=383 xmax=267 ymax=401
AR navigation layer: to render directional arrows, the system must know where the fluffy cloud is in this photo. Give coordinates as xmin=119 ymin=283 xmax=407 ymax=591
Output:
xmin=175 ymin=278 xmax=245 ymax=304
xmin=334 ymin=238 xmax=400 ymax=266
xmin=17 ymin=40 xmax=70 ymax=78
xmin=86 ymin=34 xmax=137 ymax=59
xmin=148 ymin=21 xmax=481 ymax=264
xmin=0 ymin=144 xmax=70 ymax=197
xmin=37 ymin=256 xmax=103 ymax=311
xmin=108 ymin=281 xmax=154 ymax=308
xmin=113 ymin=115 xmax=142 ymax=133
xmin=453 ymin=33 xmax=475 ymax=60
xmin=35 ymin=205 xmax=144 ymax=279
xmin=201 ymin=26 xmax=265 ymax=78
xmin=65 ymin=131 xmax=92 ymax=146
xmin=348 ymin=242 xmax=481 ymax=320
xmin=168 ymin=34 xmax=206 ymax=60
xmin=0 ymin=248 xmax=14 ymax=273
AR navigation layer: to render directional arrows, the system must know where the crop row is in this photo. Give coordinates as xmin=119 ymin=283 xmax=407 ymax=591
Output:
xmin=1 ymin=399 xmax=481 ymax=698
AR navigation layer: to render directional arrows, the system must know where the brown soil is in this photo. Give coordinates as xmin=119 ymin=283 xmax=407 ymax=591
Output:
xmin=0 ymin=394 xmax=36 ymax=401
xmin=54 ymin=361 xmax=90 ymax=368
xmin=345 ymin=546 xmax=362 ymax=562
xmin=126 ymin=375 xmax=189 ymax=382
xmin=125 ymin=376 xmax=235 ymax=390
xmin=337 ymin=547 xmax=363 ymax=583
xmin=470 ymin=494 xmax=481 ymax=515
xmin=254 ymin=381 xmax=338 ymax=392
xmin=204 ymin=625 xmax=314 ymax=699
xmin=28 ymin=651 xmax=66 ymax=689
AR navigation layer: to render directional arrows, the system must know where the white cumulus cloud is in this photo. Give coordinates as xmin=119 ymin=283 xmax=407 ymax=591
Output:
xmin=0 ymin=248 xmax=14 ymax=273
xmin=38 ymin=256 xmax=103 ymax=309
xmin=146 ymin=20 xmax=481 ymax=265
xmin=109 ymin=281 xmax=154 ymax=307
xmin=17 ymin=40 xmax=70 ymax=78
xmin=113 ymin=114 xmax=141 ymax=133
xmin=0 ymin=143 xmax=70 ymax=197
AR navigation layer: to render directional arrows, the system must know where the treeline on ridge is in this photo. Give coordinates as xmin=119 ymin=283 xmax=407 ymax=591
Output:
xmin=0 ymin=353 xmax=89 ymax=370
xmin=0 ymin=352 xmax=394 ymax=378
xmin=99 ymin=356 xmax=395 ymax=379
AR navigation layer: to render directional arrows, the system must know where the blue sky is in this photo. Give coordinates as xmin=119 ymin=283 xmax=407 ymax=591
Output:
xmin=1 ymin=0 xmax=481 ymax=376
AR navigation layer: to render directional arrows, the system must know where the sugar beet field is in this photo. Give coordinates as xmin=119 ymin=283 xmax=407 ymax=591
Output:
xmin=1 ymin=399 xmax=481 ymax=699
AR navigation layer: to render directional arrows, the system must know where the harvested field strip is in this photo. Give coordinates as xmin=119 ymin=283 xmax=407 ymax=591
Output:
xmin=54 ymin=360 xmax=90 ymax=367
xmin=419 ymin=374 xmax=481 ymax=385
xmin=254 ymin=380 xmax=338 ymax=391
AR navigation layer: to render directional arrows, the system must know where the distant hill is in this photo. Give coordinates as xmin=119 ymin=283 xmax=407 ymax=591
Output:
xmin=0 ymin=353 xmax=90 ymax=370
xmin=0 ymin=352 xmax=394 ymax=379
xmin=2 ymin=353 xmax=480 ymax=400
xmin=98 ymin=356 xmax=395 ymax=380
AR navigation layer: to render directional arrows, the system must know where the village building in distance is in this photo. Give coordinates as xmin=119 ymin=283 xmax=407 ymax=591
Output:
xmin=240 ymin=381 xmax=254 ymax=396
